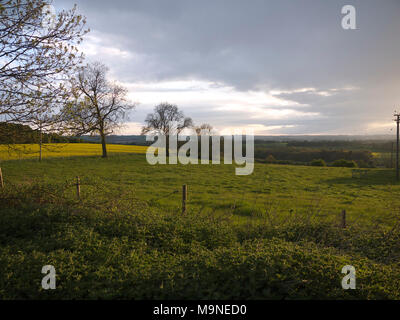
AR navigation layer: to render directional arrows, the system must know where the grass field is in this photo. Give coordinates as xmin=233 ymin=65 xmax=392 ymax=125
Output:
xmin=1 ymin=144 xmax=400 ymax=299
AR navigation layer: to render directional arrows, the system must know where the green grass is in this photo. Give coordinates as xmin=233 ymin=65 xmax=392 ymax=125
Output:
xmin=1 ymin=144 xmax=400 ymax=299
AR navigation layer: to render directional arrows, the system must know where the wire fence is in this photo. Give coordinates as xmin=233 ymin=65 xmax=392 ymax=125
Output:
xmin=1 ymin=165 xmax=395 ymax=231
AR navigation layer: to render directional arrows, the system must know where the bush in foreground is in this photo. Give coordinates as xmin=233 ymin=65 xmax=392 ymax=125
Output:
xmin=0 ymin=182 xmax=400 ymax=299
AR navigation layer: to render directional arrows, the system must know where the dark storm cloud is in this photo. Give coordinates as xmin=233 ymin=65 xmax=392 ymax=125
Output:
xmin=56 ymin=0 xmax=400 ymax=134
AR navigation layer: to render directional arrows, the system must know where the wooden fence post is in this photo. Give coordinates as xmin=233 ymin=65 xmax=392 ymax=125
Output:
xmin=0 ymin=167 xmax=3 ymax=189
xmin=182 ymin=184 xmax=187 ymax=214
xmin=341 ymin=209 xmax=346 ymax=228
xmin=76 ymin=176 xmax=80 ymax=199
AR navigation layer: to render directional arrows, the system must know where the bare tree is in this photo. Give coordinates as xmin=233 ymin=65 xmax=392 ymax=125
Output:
xmin=142 ymin=103 xmax=193 ymax=136
xmin=30 ymin=108 xmax=62 ymax=161
xmin=194 ymin=123 xmax=214 ymax=135
xmin=62 ymin=62 xmax=136 ymax=158
xmin=141 ymin=103 xmax=193 ymax=156
xmin=0 ymin=0 xmax=88 ymax=125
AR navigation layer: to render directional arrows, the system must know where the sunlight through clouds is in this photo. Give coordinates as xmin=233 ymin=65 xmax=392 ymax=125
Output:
xmin=57 ymin=0 xmax=400 ymax=135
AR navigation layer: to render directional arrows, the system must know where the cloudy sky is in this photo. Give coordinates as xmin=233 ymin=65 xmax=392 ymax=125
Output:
xmin=56 ymin=0 xmax=400 ymax=135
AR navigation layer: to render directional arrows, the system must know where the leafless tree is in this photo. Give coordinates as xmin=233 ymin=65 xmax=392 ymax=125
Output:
xmin=0 ymin=0 xmax=88 ymax=124
xmin=62 ymin=62 xmax=136 ymax=158
xmin=29 ymin=108 xmax=62 ymax=161
xmin=141 ymin=103 xmax=193 ymax=156
xmin=142 ymin=103 xmax=193 ymax=136
xmin=194 ymin=123 xmax=214 ymax=135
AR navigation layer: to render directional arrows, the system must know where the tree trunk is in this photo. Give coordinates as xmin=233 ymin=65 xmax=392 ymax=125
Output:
xmin=166 ymin=134 xmax=169 ymax=157
xmin=39 ymin=124 xmax=42 ymax=162
xmin=100 ymin=132 xmax=107 ymax=158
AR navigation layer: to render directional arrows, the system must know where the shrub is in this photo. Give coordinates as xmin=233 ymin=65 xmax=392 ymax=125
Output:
xmin=266 ymin=155 xmax=276 ymax=163
xmin=332 ymin=159 xmax=358 ymax=168
xmin=310 ymin=159 xmax=326 ymax=167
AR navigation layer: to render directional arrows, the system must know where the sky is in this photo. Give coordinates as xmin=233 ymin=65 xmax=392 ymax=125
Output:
xmin=56 ymin=0 xmax=400 ymax=135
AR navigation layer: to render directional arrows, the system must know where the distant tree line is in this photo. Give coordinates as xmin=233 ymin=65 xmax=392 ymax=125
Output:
xmin=0 ymin=122 xmax=82 ymax=144
xmin=285 ymin=140 xmax=394 ymax=153
xmin=256 ymin=147 xmax=374 ymax=167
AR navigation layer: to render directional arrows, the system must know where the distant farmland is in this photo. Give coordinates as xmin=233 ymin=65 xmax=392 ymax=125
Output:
xmin=0 ymin=143 xmax=147 ymax=161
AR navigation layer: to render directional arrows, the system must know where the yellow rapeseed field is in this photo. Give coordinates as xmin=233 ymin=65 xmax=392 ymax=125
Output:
xmin=0 ymin=143 xmax=148 ymax=161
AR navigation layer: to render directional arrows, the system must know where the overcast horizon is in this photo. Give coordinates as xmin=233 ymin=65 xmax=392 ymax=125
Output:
xmin=56 ymin=0 xmax=400 ymax=136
